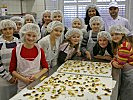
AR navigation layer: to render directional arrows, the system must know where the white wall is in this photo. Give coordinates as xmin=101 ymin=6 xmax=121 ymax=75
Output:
xmin=0 ymin=0 xmax=133 ymax=29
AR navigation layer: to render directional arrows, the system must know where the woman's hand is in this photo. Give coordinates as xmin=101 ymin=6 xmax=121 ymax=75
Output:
xmin=77 ymin=51 xmax=81 ymax=56
xmin=85 ymin=51 xmax=91 ymax=60
xmin=9 ymin=77 xmax=17 ymax=84
xmin=103 ymin=55 xmax=113 ymax=61
xmin=112 ymin=60 xmax=123 ymax=69
xmin=29 ymin=75 xmax=36 ymax=80
xmin=23 ymin=77 xmax=34 ymax=84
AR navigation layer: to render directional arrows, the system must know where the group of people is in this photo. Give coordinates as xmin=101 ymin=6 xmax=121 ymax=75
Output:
xmin=0 ymin=1 xmax=132 ymax=100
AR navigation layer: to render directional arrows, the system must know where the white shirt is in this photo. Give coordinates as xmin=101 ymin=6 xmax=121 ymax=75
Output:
xmin=38 ymin=35 xmax=61 ymax=68
xmin=104 ymin=16 xmax=131 ymax=32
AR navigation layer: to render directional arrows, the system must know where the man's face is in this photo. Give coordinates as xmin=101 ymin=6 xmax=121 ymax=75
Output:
xmin=109 ymin=7 xmax=119 ymax=19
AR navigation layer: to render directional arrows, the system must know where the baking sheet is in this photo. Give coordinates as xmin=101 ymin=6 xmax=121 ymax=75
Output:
xmin=57 ymin=60 xmax=112 ymax=77
xmin=10 ymin=72 xmax=113 ymax=100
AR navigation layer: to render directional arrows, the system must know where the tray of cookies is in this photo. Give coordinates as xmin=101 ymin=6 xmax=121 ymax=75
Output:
xmin=57 ymin=60 xmax=112 ymax=77
xmin=10 ymin=72 xmax=113 ymax=100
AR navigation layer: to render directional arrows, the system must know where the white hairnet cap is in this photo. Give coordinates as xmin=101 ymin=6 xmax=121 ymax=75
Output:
xmin=109 ymin=25 xmax=129 ymax=35
xmin=86 ymin=3 xmax=98 ymax=11
xmin=10 ymin=16 xmax=24 ymax=25
xmin=0 ymin=19 xmax=17 ymax=30
xmin=23 ymin=14 xmax=36 ymax=24
xmin=97 ymin=31 xmax=112 ymax=42
xmin=19 ymin=23 xmax=41 ymax=42
xmin=51 ymin=10 xmax=63 ymax=20
xmin=72 ymin=17 xmax=85 ymax=29
xmin=89 ymin=16 xmax=104 ymax=30
xmin=47 ymin=21 xmax=64 ymax=33
xmin=65 ymin=28 xmax=82 ymax=39
xmin=42 ymin=10 xmax=51 ymax=17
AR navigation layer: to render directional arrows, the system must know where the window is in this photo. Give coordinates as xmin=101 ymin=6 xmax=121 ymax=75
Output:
xmin=64 ymin=0 xmax=126 ymax=28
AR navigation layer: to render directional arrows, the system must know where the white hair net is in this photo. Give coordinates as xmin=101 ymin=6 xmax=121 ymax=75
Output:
xmin=10 ymin=16 xmax=24 ymax=25
xmin=97 ymin=31 xmax=112 ymax=42
xmin=72 ymin=17 xmax=85 ymax=29
xmin=19 ymin=23 xmax=41 ymax=42
xmin=51 ymin=10 xmax=63 ymax=20
xmin=89 ymin=16 xmax=104 ymax=30
xmin=42 ymin=10 xmax=51 ymax=18
xmin=65 ymin=28 xmax=82 ymax=39
xmin=23 ymin=14 xmax=36 ymax=24
xmin=109 ymin=25 xmax=129 ymax=35
xmin=0 ymin=19 xmax=17 ymax=30
xmin=47 ymin=21 xmax=64 ymax=33
xmin=86 ymin=4 xmax=99 ymax=12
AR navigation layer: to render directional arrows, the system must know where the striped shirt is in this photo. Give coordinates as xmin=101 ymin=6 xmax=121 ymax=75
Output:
xmin=117 ymin=41 xmax=133 ymax=65
xmin=0 ymin=35 xmax=19 ymax=81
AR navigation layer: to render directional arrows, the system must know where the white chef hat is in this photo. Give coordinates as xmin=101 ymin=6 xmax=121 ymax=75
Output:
xmin=97 ymin=31 xmax=112 ymax=42
xmin=109 ymin=1 xmax=118 ymax=8
xmin=19 ymin=23 xmax=41 ymax=42
xmin=89 ymin=16 xmax=104 ymax=30
xmin=72 ymin=17 xmax=85 ymax=29
xmin=127 ymin=31 xmax=133 ymax=37
xmin=10 ymin=16 xmax=24 ymax=25
xmin=86 ymin=3 xmax=99 ymax=11
xmin=51 ymin=10 xmax=63 ymax=20
xmin=23 ymin=14 xmax=36 ymax=24
xmin=109 ymin=25 xmax=129 ymax=35
xmin=65 ymin=28 xmax=82 ymax=39
xmin=47 ymin=21 xmax=64 ymax=33
xmin=0 ymin=19 xmax=17 ymax=30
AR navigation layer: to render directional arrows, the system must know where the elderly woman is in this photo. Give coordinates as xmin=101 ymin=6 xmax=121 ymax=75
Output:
xmin=93 ymin=31 xmax=113 ymax=61
xmin=81 ymin=16 xmax=104 ymax=60
xmin=9 ymin=23 xmax=48 ymax=91
xmin=23 ymin=14 xmax=36 ymax=24
xmin=10 ymin=16 xmax=24 ymax=39
xmin=38 ymin=21 xmax=64 ymax=68
xmin=41 ymin=10 xmax=52 ymax=38
xmin=84 ymin=4 xmax=100 ymax=32
xmin=0 ymin=19 xmax=19 ymax=100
